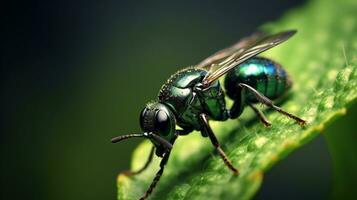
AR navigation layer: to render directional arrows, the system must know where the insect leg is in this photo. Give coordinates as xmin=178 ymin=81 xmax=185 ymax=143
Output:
xmin=176 ymin=129 xmax=192 ymax=136
xmin=199 ymin=113 xmax=239 ymax=175
xmin=228 ymin=97 xmax=244 ymax=119
xmin=140 ymin=148 xmax=172 ymax=200
xmin=248 ymin=103 xmax=272 ymax=127
xmin=140 ymin=134 xmax=178 ymax=200
xmin=121 ymin=146 xmax=155 ymax=177
xmin=239 ymin=83 xmax=306 ymax=126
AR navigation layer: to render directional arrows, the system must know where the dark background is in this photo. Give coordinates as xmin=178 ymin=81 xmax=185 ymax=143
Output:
xmin=1 ymin=0 xmax=337 ymax=199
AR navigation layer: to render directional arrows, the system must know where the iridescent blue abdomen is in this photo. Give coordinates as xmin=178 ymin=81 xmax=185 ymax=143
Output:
xmin=224 ymin=57 xmax=291 ymax=102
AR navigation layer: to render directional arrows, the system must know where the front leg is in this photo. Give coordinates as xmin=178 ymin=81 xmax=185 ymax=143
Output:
xmin=139 ymin=148 xmax=172 ymax=200
xmin=139 ymin=133 xmax=178 ymax=200
xmin=199 ymin=113 xmax=239 ymax=175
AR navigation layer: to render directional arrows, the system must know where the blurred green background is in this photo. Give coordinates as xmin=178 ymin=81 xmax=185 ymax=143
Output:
xmin=2 ymin=0 xmax=355 ymax=200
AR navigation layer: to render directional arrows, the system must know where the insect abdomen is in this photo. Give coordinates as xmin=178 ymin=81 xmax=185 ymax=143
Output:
xmin=224 ymin=57 xmax=291 ymax=102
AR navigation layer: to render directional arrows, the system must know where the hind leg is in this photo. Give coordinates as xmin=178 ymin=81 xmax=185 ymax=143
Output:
xmin=248 ymin=103 xmax=272 ymax=127
xmin=240 ymin=83 xmax=306 ymax=126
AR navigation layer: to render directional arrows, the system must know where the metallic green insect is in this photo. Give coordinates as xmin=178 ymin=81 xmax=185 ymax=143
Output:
xmin=111 ymin=30 xmax=306 ymax=200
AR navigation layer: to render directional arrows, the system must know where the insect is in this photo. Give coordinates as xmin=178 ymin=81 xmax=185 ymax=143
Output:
xmin=111 ymin=30 xmax=306 ymax=200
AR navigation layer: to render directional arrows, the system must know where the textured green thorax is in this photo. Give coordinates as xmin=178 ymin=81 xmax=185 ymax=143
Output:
xmin=174 ymin=69 xmax=205 ymax=88
xmin=198 ymin=81 xmax=228 ymax=122
xmin=159 ymin=68 xmax=228 ymax=130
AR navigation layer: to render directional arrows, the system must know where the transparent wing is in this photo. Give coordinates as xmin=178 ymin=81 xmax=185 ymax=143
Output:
xmin=197 ymin=31 xmax=266 ymax=69
xmin=201 ymin=30 xmax=297 ymax=88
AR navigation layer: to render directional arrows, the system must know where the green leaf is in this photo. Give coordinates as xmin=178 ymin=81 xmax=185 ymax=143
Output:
xmin=117 ymin=0 xmax=357 ymax=199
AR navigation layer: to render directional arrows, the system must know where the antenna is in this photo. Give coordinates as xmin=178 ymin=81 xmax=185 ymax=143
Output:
xmin=111 ymin=132 xmax=172 ymax=150
xmin=111 ymin=133 xmax=145 ymax=143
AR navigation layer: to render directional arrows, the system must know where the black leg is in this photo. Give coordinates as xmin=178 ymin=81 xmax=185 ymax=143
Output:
xmin=139 ymin=135 xmax=178 ymax=200
xmin=122 ymin=146 xmax=155 ymax=177
xmin=176 ymin=129 xmax=192 ymax=136
xmin=239 ymin=83 xmax=306 ymax=126
xmin=249 ymin=103 xmax=272 ymax=127
xmin=228 ymin=99 xmax=245 ymax=119
xmin=199 ymin=113 xmax=239 ymax=175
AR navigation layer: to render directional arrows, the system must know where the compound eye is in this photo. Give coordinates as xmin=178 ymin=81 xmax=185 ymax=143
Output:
xmin=155 ymin=110 xmax=170 ymax=136
xmin=139 ymin=107 xmax=149 ymax=131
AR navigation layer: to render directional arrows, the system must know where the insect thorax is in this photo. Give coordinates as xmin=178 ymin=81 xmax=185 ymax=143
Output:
xmin=158 ymin=67 xmax=228 ymax=131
